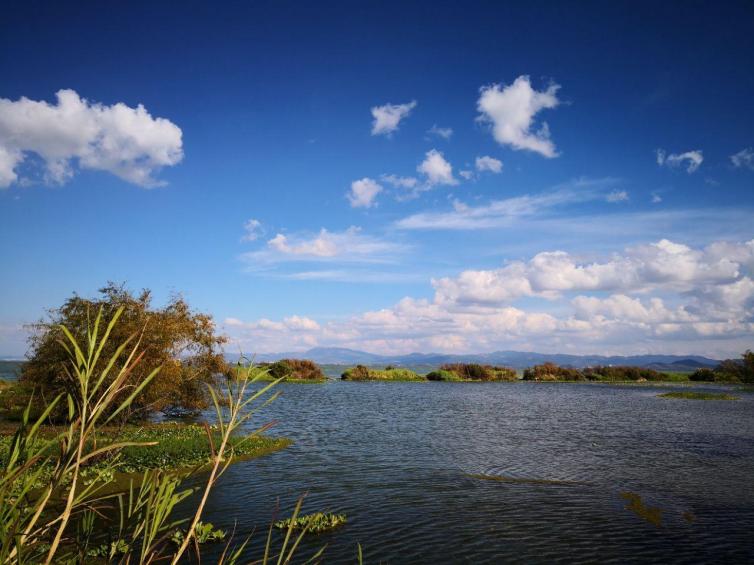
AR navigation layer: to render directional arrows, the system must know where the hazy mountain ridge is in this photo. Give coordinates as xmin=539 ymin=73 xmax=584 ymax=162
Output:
xmin=236 ymin=348 xmax=719 ymax=371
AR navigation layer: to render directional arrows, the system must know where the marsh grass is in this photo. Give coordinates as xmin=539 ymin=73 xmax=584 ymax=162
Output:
xmin=341 ymin=365 xmax=424 ymax=381
xmin=658 ymin=391 xmax=739 ymax=400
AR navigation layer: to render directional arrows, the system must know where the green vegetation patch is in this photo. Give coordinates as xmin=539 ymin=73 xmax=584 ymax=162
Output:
xmin=274 ymin=512 xmax=347 ymax=534
xmin=0 ymin=423 xmax=291 ymax=485
xmin=340 ymin=365 xmax=424 ymax=381
xmin=429 ymin=363 xmax=517 ymax=381
xmin=254 ymin=359 xmax=327 ymax=382
xmin=658 ymin=391 xmax=739 ymax=400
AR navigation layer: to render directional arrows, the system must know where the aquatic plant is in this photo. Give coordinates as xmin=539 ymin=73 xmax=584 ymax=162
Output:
xmin=436 ymin=363 xmax=517 ymax=381
xmin=582 ymin=366 xmax=670 ymax=382
xmin=257 ymin=359 xmax=326 ymax=381
xmin=170 ymin=521 xmax=226 ymax=545
xmin=523 ymin=363 xmax=584 ymax=381
xmin=658 ymin=391 xmax=738 ymax=400
xmin=274 ymin=512 xmax=347 ymax=533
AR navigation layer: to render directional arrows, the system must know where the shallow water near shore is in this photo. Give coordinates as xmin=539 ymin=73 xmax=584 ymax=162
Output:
xmin=177 ymin=380 xmax=754 ymax=563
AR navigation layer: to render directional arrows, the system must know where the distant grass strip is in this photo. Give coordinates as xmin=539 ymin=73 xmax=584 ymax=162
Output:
xmin=658 ymin=391 xmax=739 ymax=400
xmin=341 ymin=365 xmax=425 ymax=381
xmin=274 ymin=512 xmax=347 ymax=533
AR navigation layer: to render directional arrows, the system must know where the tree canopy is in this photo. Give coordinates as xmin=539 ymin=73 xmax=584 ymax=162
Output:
xmin=22 ymin=283 xmax=228 ymax=420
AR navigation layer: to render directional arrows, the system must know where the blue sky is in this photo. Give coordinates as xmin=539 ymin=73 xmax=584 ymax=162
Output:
xmin=1 ymin=0 xmax=754 ymax=357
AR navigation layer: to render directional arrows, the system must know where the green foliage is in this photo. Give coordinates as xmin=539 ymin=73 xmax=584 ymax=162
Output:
xmin=274 ymin=512 xmax=347 ymax=533
xmin=171 ymin=521 xmax=226 ymax=545
xmin=523 ymin=362 xmax=584 ymax=381
xmin=0 ymin=307 xmax=317 ymax=564
xmin=582 ymin=366 xmax=669 ymax=382
xmin=690 ymin=368 xmax=716 ymax=382
xmin=257 ymin=359 xmax=325 ymax=381
xmin=437 ymin=363 xmax=517 ymax=381
xmin=425 ymin=369 xmax=464 ymax=381
xmin=340 ymin=365 xmax=424 ymax=381
xmin=658 ymin=391 xmax=739 ymax=400
xmin=22 ymin=283 xmax=228 ymax=421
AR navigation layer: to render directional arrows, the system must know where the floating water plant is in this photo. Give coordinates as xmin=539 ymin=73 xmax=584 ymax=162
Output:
xmin=274 ymin=512 xmax=347 ymax=533
xmin=658 ymin=391 xmax=738 ymax=400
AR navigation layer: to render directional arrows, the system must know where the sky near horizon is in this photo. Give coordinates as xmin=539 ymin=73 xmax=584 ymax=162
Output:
xmin=1 ymin=0 xmax=754 ymax=358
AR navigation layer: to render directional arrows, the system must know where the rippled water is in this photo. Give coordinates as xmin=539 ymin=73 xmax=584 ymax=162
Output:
xmin=178 ymin=381 xmax=754 ymax=563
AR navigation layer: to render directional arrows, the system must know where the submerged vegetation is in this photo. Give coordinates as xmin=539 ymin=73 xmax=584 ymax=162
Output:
xmin=274 ymin=512 xmax=348 ymax=533
xmin=658 ymin=391 xmax=739 ymax=400
xmin=341 ymin=365 xmax=424 ymax=381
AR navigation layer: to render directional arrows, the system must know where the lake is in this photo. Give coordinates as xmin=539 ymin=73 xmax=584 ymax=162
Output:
xmin=179 ymin=380 xmax=754 ymax=563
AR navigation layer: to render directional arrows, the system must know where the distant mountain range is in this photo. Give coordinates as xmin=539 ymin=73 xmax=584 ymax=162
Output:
xmin=235 ymin=347 xmax=720 ymax=372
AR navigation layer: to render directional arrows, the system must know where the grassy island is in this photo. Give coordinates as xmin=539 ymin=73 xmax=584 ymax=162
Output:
xmin=341 ymin=365 xmax=424 ymax=381
xmin=658 ymin=391 xmax=739 ymax=401
xmin=427 ymin=363 xmax=517 ymax=381
xmin=254 ymin=359 xmax=327 ymax=382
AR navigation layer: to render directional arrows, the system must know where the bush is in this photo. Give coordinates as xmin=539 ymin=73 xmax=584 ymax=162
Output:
xmin=426 ymin=369 xmax=464 ymax=381
xmin=260 ymin=359 xmax=325 ymax=381
xmin=690 ymin=368 xmax=716 ymax=382
xmin=523 ymin=362 xmax=584 ymax=381
xmin=582 ymin=366 xmax=669 ymax=382
xmin=341 ymin=366 xmax=423 ymax=381
xmin=21 ymin=283 xmax=227 ymax=421
xmin=438 ymin=363 xmax=517 ymax=381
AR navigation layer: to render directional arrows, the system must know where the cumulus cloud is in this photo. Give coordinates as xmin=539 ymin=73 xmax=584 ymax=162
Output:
xmin=227 ymin=237 xmax=754 ymax=357
xmin=656 ymin=148 xmax=703 ymax=173
xmin=731 ymin=147 xmax=754 ymax=170
xmin=475 ymin=155 xmax=503 ymax=174
xmin=476 ymin=75 xmax=561 ymax=158
xmin=347 ymin=177 xmax=383 ymax=208
xmin=426 ymin=124 xmax=453 ymax=140
xmin=0 ymin=89 xmax=183 ymax=188
xmin=417 ymin=149 xmax=457 ymax=186
xmin=241 ymin=219 xmax=263 ymax=242
xmin=241 ymin=226 xmax=406 ymax=266
xmin=370 ymin=100 xmax=417 ymax=136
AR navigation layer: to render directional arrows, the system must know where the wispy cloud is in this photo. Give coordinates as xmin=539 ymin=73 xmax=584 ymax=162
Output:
xmin=395 ymin=177 xmax=618 ymax=230
xmin=656 ymin=148 xmax=703 ymax=173
xmin=731 ymin=147 xmax=754 ymax=170
xmin=241 ymin=219 xmax=263 ymax=242
xmin=426 ymin=124 xmax=453 ymax=140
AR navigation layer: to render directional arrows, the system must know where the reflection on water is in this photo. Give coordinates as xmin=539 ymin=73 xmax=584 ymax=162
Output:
xmin=176 ymin=382 xmax=754 ymax=563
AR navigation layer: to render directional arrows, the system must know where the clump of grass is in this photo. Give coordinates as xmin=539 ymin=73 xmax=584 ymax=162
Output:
xmin=274 ymin=512 xmax=347 ymax=534
xmin=658 ymin=391 xmax=739 ymax=400
xmin=341 ymin=365 xmax=424 ymax=381
xmin=429 ymin=364 xmax=517 ymax=381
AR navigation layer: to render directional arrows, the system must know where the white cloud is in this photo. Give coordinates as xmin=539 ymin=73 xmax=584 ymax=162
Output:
xmin=347 ymin=177 xmax=383 ymax=208
xmin=459 ymin=170 xmax=474 ymax=180
xmin=476 ymin=75 xmax=561 ymax=158
xmin=426 ymin=124 xmax=453 ymax=140
xmin=241 ymin=226 xmax=406 ymax=266
xmin=606 ymin=190 xmax=628 ymax=202
xmin=475 ymin=155 xmax=503 ymax=174
xmin=417 ymin=149 xmax=457 ymax=186
xmin=227 ymin=237 xmax=754 ymax=357
xmin=241 ymin=219 xmax=263 ymax=242
xmin=396 ymin=178 xmax=615 ymax=230
xmin=651 ymin=192 xmax=662 ymax=203
xmin=0 ymin=89 xmax=183 ymax=188
xmin=656 ymin=148 xmax=703 ymax=173
xmin=381 ymin=174 xmax=418 ymax=189
xmin=731 ymin=147 xmax=754 ymax=170
xmin=370 ymin=100 xmax=417 ymax=136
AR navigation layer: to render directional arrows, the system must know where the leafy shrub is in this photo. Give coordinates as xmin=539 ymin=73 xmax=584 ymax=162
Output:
xmin=523 ymin=362 xmax=584 ymax=381
xmin=438 ymin=363 xmax=517 ymax=381
xmin=426 ymin=369 xmax=464 ymax=381
xmin=260 ymin=359 xmax=325 ymax=381
xmin=582 ymin=366 xmax=669 ymax=381
xmin=689 ymin=368 xmax=716 ymax=382
xmin=341 ymin=366 xmax=423 ymax=381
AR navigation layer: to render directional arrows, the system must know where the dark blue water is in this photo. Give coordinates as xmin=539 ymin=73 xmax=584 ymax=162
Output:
xmin=180 ymin=381 xmax=754 ymax=563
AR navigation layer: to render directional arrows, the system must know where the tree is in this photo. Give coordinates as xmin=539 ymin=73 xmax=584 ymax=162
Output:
xmin=22 ymin=283 xmax=228 ymax=420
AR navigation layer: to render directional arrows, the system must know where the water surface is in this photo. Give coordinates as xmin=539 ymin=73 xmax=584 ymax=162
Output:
xmin=181 ymin=381 xmax=754 ymax=563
